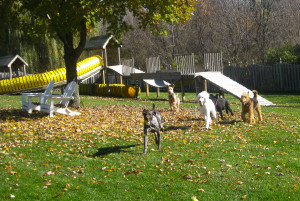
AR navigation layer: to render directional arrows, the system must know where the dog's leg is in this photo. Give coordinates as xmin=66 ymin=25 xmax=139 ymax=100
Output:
xmin=170 ymin=103 xmax=174 ymax=111
xmin=249 ymin=107 xmax=255 ymax=124
xmin=208 ymin=116 xmax=212 ymax=128
xmin=219 ymin=108 xmax=224 ymax=120
xmin=143 ymin=131 xmax=148 ymax=154
xmin=154 ymin=132 xmax=158 ymax=145
xmin=212 ymin=109 xmax=218 ymax=124
xmin=256 ymin=105 xmax=263 ymax=121
xmin=205 ymin=115 xmax=211 ymax=129
xmin=226 ymin=102 xmax=234 ymax=116
xmin=204 ymin=116 xmax=208 ymax=129
xmin=241 ymin=111 xmax=247 ymax=122
xmin=156 ymin=131 xmax=161 ymax=151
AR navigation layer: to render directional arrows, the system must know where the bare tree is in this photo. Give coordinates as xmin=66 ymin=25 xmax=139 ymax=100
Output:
xmin=121 ymin=0 xmax=300 ymax=68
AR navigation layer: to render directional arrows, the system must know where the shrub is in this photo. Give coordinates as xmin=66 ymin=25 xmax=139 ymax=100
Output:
xmin=266 ymin=44 xmax=299 ymax=65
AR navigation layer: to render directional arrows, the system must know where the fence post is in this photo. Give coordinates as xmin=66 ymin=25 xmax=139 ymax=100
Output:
xmin=180 ymin=78 xmax=185 ymax=102
xmin=279 ymin=62 xmax=284 ymax=90
xmin=252 ymin=64 xmax=256 ymax=89
xmin=156 ymin=87 xmax=160 ymax=97
xmin=195 ymin=76 xmax=200 ymax=95
xmin=145 ymin=83 xmax=149 ymax=96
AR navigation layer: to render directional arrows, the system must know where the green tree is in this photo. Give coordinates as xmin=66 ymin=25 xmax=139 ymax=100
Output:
xmin=266 ymin=44 xmax=298 ymax=65
xmin=17 ymin=0 xmax=196 ymax=106
xmin=0 ymin=0 xmax=20 ymax=56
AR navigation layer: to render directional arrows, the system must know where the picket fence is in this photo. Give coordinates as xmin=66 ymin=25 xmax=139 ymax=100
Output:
xmin=0 ymin=72 xmax=26 ymax=80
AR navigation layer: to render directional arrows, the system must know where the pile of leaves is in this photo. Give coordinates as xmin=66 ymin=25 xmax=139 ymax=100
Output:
xmin=0 ymin=105 xmax=206 ymax=148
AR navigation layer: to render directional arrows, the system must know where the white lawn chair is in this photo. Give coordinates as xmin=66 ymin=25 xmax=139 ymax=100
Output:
xmin=40 ymin=81 xmax=81 ymax=117
xmin=22 ymin=80 xmax=55 ymax=114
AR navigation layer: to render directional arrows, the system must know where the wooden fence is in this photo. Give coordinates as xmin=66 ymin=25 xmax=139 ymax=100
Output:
xmin=204 ymin=52 xmax=223 ymax=72
xmin=223 ymin=63 xmax=300 ymax=92
xmin=175 ymin=53 xmax=195 ymax=75
xmin=146 ymin=56 xmax=160 ymax=73
xmin=121 ymin=58 xmax=134 ymax=67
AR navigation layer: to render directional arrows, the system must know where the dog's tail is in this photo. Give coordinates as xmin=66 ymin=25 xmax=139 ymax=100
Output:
xmin=252 ymin=90 xmax=258 ymax=99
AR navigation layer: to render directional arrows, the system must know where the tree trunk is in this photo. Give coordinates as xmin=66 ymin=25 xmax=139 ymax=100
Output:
xmin=57 ymin=20 xmax=87 ymax=108
xmin=64 ymin=53 xmax=80 ymax=107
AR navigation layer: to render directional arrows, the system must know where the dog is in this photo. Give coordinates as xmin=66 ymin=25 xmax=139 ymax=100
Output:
xmin=240 ymin=90 xmax=263 ymax=124
xmin=142 ymin=104 xmax=163 ymax=154
xmin=197 ymin=91 xmax=218 ymax=129
xmin=209 ymin=90 xmax=234 ymax=120
xmin=167 ymin=84 xmax=180 ymax=112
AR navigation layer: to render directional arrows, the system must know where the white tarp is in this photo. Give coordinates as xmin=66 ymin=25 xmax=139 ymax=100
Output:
xmin=143 ymin=79 xmax=170 ymax=88
xmin=107 ymin=65 xmax=144 ymax=76
xmin=107 ymin=65 xmax=170 ymax=88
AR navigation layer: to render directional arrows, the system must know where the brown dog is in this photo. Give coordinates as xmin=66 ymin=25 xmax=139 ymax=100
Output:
xmin=167 ymin=84 xmax=180 ymax=112
xmin=240 ymin=90 xmax=263 ymax=124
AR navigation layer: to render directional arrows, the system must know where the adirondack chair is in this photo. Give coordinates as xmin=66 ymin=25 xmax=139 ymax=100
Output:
xmin=22 ymin=80 xmax=55 ymax=114
xmin=40 ymin=81 xmax=81 ymax=117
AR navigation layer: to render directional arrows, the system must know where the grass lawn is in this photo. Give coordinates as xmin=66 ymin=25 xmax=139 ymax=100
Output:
xmin=0 ymin=91 xmax=299 ymax=200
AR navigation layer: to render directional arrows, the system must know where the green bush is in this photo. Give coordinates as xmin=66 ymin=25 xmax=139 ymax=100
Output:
xmin=266 ymin=44 xmax=299 ymax=65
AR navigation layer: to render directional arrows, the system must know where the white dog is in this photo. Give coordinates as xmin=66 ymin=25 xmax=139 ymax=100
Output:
xmin=197 ymin=91 xmax=218 ymax=129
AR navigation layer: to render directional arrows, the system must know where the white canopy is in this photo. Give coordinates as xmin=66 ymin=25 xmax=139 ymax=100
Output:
xmin=143 ymin=79 xmax=170 ymax=88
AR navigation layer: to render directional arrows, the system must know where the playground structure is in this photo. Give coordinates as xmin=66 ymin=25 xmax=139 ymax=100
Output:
xmin=0 ymin=55 xmax=141 ymax=98
xmin=0 ymin=55 xmax=28 ymax=80
xmin=0 ymin=55 xmax=103 ymax=94
xmin=130 ymin=53 xmax=274 ymax=106
xmin=0 ymin=35 xmax=274 ymax=106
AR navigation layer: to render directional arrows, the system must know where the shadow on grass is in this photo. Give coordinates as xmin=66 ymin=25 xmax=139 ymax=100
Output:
xmin=272 ymin=105 xmax=300 ymax=108
xmin=91 ymin=144 xmax=139 ymax=157
xmin=0 ymin=108 xmax=48 ymax=122
xmin=219 ymin=119 xmax=242 ymax=125
xmin=164 ymin=125 xmax=191 ymax=131
xmin=148 ymin=98 xmax=167 ymax=102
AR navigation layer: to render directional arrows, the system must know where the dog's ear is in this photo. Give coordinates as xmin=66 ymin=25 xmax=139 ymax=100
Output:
xmin=171 ymin=84 xmax=175 ymax=88
xmin=142 ymin=109 xmax=147 ymax=115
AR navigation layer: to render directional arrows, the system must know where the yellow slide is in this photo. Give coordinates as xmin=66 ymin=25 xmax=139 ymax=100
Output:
xmin=0 ymin=55 xmax=103 ymax=94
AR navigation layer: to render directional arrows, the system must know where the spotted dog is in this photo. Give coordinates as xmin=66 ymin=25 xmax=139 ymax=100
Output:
xmin=142 ymin=104 xmax=163 ymax=154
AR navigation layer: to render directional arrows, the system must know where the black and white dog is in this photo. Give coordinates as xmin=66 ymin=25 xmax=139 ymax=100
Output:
xmin=142 ymin=104 xmax=163 ymax=154
xmin=210 ymin=90 xmax=234 ymax=120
